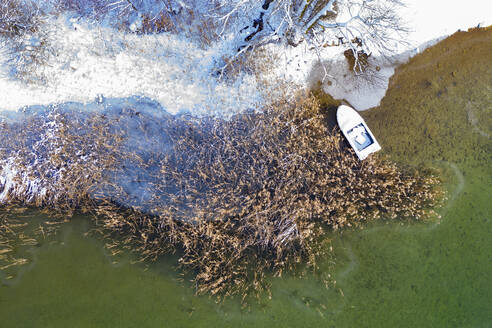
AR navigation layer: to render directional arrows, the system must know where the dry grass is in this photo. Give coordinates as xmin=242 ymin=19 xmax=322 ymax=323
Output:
xmin=134 ymin=6 xmax=219 ymax=48
xmin=138 ymin=11 xmax=177 ymax=34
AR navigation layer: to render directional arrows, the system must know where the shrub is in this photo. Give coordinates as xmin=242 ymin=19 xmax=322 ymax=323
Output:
xmin=0 ymin=0 xmax=43 ymax=37
xmin=0 ymin=0 xmax=54 ymax=84
xmin=3 ymin=25 xmax=56 ymax=84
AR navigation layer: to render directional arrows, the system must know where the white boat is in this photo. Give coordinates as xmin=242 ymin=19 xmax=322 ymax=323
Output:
xmin=337 ymin=105 xmax=381 ymax=160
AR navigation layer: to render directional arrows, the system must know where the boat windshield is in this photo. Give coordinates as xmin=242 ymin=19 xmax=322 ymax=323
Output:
xmin=347 ymin=123 xmax=374 ymax=151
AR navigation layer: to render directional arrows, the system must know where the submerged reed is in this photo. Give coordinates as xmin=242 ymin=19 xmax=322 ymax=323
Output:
xmin=0 ymin=206 xmax=64 ymax=278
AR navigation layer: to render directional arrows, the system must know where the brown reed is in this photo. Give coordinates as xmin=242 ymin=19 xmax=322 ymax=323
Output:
xmin=0 ymin=94 xmax=443 ymax=298
xmin=93 ymin=94 xmax=443 ymax=298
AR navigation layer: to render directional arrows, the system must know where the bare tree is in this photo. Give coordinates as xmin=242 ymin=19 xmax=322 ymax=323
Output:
xmin=209 ymin=0 xmax=409 ymax=75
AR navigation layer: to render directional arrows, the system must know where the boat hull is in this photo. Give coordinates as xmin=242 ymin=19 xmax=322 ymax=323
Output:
xmin=337 ymin=105 xmax=381 ymax=160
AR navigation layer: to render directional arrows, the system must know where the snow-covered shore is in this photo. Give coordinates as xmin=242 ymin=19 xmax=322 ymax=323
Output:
xmin=0 ymin=1 xmax=491 ymax=115
xmin=0 ymin=15 xmax=261 ymax=116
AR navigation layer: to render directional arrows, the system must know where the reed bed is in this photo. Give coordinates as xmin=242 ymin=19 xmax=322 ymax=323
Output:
xmin=93 ymin=94 xmax=443 ymax=298
xmin=0 ymin=110 xmax=124 ymax=213
xmin=0 ymin=206 xmax=64 ymax=278
xmin=0 ymin=94 xmax=443 ymax=298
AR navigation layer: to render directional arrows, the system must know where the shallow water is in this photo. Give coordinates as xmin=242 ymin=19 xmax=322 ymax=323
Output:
xmin=1 ymin=161 xmax=490 ymax=327
xmin=1 ymin=28 xmax=492 ymax=327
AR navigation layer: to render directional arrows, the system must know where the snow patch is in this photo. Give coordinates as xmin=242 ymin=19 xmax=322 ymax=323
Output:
xmin=0 ymin=15 xmax=261 ymax=117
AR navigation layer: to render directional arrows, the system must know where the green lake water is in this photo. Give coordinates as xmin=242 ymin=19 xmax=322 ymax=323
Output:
xmin=1 ymin=28 xmax=491 ymax=327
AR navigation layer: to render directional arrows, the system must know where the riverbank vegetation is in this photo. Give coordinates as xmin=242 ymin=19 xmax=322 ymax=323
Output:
xmin=1 ymin=92 xmax=443 ymax=298
xmin=0 ymin=0 xmax=449 ymax=300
